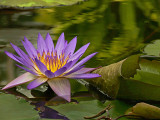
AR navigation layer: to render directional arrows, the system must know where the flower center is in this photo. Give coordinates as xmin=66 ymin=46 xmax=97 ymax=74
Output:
xmin=31 ymin=51 xmax=69 ymax=75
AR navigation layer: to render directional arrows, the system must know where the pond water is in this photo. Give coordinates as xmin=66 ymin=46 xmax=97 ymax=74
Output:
xmin=0 ymin=0 xmax=160 ymax=120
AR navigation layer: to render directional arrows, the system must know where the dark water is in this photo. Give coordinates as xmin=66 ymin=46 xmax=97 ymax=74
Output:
xmin=0 ymin=0 xmax=160 ymax=119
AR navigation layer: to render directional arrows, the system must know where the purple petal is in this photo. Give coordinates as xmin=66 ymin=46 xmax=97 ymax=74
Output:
xmin=56 ymin=61 xmax=73 ymax=76
xmin=22 ymin=40 xmax=35 ymax=58
xmin=10 ymin=43 xmax=33 ymax=66
xmin=45 ymin=70 xmax=55 ymax=78
xmin=71 ymin=52 xmax=97 ymax=70
xmin=64 ymin=40 xmax=68 ymax=49
xmin=16 ymin=64 xmax=38 ymax=76
xmin=24 ymin=36 xmax=37 ymax=57
xmin=27 ymin=77 xmax=48 ymax=90
xmin=69 ymin=43 xmax=90 ymax=61
xmin=54 ymin=67 xmax=67 ymax=77
xmin=72 ymin=68 xmax=97 ymax=74
xmin=5 ymin=51 xmax=23 ymax=64
xmin=64 ymin=36 xmax=77 ymax=59
xmin=45 ymin=33 xmax=54 ymax=53
xmin=66 ymin=54 xmax=82 ymax=71
xmin=62 ymin=61 xmax=73 ymax=70
xmin=5 ymin=51 xmax=32 ymax=69
xmin=66 ymin=73 xmax=101 ymax=79
xmin=2 ymin=72 xmax=36 ymax=90
xmin=48 ymin=78 xmax=71 ymax=102
xmin=35 ymin=58 xmax=47 ymax=74
xmin=55 ymin=33 xmax=65 ymax=56
xmin=37 ymin=33 xmax=47 ymax=55
xmin=64 ymin=65 xmax=85 ymax=76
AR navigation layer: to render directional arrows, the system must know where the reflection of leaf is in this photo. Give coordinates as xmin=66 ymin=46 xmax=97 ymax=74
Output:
xmin=0 ymin=0 xmax=84 ymax=8
xmin=126 ymin=102 xmax=160 ymax=119
xmin=144 ymin=40 xmax=160 ymax=56
xmin=34 ymin=0 xmax=145 ymax=67
xmin=0 ymin=94 xmax=38 ymax=120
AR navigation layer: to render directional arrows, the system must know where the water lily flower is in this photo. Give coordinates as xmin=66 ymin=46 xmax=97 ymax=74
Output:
xmin=2 ymin=33 xmax=100 ymax=102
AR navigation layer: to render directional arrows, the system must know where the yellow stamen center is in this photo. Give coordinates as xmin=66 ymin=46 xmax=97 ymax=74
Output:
xmin=31 ymin=51 xmax=69 ymax=75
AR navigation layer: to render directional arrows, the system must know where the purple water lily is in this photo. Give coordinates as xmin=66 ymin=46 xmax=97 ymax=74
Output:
xmin=2 ymin=33 xmax=100 ymax=102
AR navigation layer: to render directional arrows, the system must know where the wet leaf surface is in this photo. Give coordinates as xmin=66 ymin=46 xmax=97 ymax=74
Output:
xmin=0 ymin=94 xmax=38 ymax=120
xmin=50 ymin=100 xmax=132 ymax=120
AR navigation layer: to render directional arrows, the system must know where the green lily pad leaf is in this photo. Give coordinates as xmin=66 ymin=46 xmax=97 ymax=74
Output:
xmin=51 ymin=100 xmax=105 ymax=120
xmin=117 ymin=78 xmax=160 ymax=101
xmin=118 ymin=58 xmax=160 ymax=101
xmin=86 ymin=59 xmax=125 ymax=99
xmin=0 ymin=94 xmax=38 ymax=120
xmin=86 ymin=54 xmax=160 ymax=101
xmin=86 ymin=55 xmax=139 ymax=99
xmin=121 ymin=55 xmax=140 ymax=78
xmin=133 ymin=59 xmax=160 ymax=86
xmin=126 ymin=102 xmax=160 ymax=119
xmin=144 ymin=40 xmax=160 ymax=56
xmin=0 ymin=0 xmax=84 ymax=9
xmin=50 ymin=100 xmax=132 ymax=120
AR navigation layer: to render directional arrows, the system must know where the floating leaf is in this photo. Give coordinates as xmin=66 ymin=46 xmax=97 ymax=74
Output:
xmin=144 ymin=40 xmax=160 ymax=57
xmin=50 ymin=100 xmax=131 ymax=120
xmin=86 ymin=55 xmax=139 ymax=99
xmin=126 ymin=102 xmax=160 ymax=119
xmin=0 ymin=94 xmax=38 ymax=120
xmin=51 ymin=100 xmax=105 ymax=120
xmin=121 ymin=55 xmax=140 ymax=78
xmin=0 ymin=0 xmax=84 ymax=9
xmin=117 ymin=78 xmax=160 ymax=101
xmin=133 ymin=59 xmax=160 ymax=86
xmin=86 ymin=54 xmax=160 ymax=101
xmin=86 ymin=59 xmax=125 ymax=99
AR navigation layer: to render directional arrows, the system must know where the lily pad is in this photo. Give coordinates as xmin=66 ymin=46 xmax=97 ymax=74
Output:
xmin=144 ymin=40 xmax=160 ymax=56
xmin=0 ymin=0 xmax=84 ymax=9
xmin=86 ymin=53 xmax=160 ymax=101
xmin=0 ymin=94 xmax=38 ymax=120
xmin=50 ymin=100 xmax=131 ymax=120
xmin=133 ymin=59 xmax=160 ymax=86
xmin=86 ymin=55 xmax=140 ymax=99
xmin=86 ymin=59 xmax=125 ymax=99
